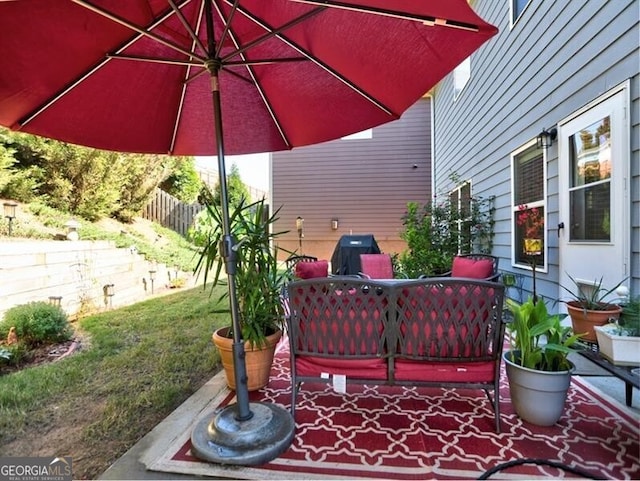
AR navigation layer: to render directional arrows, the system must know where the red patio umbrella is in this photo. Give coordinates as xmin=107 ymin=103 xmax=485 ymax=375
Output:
xmin=0 ymin=0 xmax=497 ymax=466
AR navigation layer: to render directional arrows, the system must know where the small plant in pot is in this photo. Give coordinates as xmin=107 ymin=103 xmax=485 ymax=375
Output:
xmin=594 ymin=295 xmax=640 ymax=366
xmin=560 ymin=273 xmax=626 ymax=343
xmin=503 ymin=297 xmax=583 ymax=426
xmin=194 ymin=188 xmax=289 ymax=391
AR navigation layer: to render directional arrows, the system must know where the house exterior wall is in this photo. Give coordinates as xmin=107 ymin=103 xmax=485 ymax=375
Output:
xmin=432 ymin=1 xmax=639 ymax=302
xmin=272 ymin=97 xmax=432 ymax=262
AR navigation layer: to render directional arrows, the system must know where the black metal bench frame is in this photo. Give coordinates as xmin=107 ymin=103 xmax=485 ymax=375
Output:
xmin=286 ymin=277 xmax=507 ymax=432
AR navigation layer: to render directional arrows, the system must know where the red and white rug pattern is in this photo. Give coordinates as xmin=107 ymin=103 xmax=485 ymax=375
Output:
xmin=148 ymin=342 xmax=640 ymax=480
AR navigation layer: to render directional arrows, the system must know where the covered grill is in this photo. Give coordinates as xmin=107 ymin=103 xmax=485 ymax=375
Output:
xmin=330 ymin=234 xmax=381 ymax=275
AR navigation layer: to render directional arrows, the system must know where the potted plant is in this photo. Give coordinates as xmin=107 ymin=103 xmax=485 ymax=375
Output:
xmin=503 ymin=297 xmax=583 ymax=426
xmin=195 ymin=189 xmax=289 ymax=391
xmin=516 ymin=204 xmax=544 ymax=256
xmin=594 ymin=295 xmax=640 ymax=366
xmin=561 ymin=273 xmax=625 ymax=343
xmin=516 ymin=204 xmax=545 ymax=301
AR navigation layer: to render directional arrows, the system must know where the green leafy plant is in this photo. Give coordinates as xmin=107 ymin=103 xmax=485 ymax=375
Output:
xmin=398 ymin=193 xmax=494 ymax=278
xmin=616 ymin=296 xmax=640 ymax=336
xmin=505 ymin=297 xmax=582 ymax=372
xmin=0 ymin=347 xmax=10 ymax=362
xmin=0 ymin=342 xmax=29 ymax=366
xmin=560 ymin=273 xmax=626 ymax=312
xmin=195 ymin=188 xmax=290 ymax=348
xmin=0 ymin=301 xmax=72 ymax=347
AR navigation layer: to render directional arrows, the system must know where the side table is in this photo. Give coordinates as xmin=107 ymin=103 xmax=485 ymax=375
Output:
xmin=577 ymin=347 xmax=640 ymax=406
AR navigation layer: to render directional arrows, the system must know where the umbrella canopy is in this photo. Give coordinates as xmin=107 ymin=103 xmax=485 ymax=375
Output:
xmin=0 ymin=0 xmax=497 ymax=466
xmin=0 ymin=0 xmax=496 ymax=156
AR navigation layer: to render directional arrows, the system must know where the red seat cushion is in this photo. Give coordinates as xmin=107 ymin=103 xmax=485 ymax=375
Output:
xmin=296 ymin=355 xmax=388 ymax=380
xmin=394 ymin=359 xmax=495 ymax=382
xmin=450 ymin=256 xmax=493 ymax=279
xmin=295 ymin=260 xmax=329 ymax=279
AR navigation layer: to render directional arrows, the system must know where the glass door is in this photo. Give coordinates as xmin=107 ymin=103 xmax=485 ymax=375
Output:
xmin=558 ymin=83 xmax=630 ymax=304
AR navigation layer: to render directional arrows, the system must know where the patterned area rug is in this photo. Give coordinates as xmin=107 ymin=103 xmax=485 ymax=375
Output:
xmin=147 ymin=342 xmax=639 ymax=480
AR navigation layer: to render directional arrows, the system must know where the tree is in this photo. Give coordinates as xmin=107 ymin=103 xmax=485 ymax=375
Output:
xmin=0 ymin=129 xmax=179 ymax=221
xmin=114 ymin=153 xmax=176 ymax=222
xmin=0 ymin=130 xmax=17 ymax=193
xmin=212 ymin=164 xmax=251 ymax=209
xmin=158 ymin=157 xmax=201 ymax=204
xmin=189 ymin=165 xmax=252 ymax=246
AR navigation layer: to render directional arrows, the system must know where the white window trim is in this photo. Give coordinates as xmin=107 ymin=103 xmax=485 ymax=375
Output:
xmin=341 ymin=129 xmax=372 ymax=140
xmin=453 ymin=56 xmax=471 ymax=101
xmin=509 ymin=0 xmax=533 ymax=29
xmin=510 ymin=138 xmax=549 ymax=273
xmin=450 ymin=180 xmax=472 ymax=254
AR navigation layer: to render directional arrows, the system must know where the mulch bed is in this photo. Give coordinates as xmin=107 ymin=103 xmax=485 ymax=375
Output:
xmin=0 ymin=338 xmax=81 ymax=375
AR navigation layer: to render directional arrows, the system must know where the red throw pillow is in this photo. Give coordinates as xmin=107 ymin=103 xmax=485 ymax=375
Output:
xmin=450 ymin=256 xmax=493 ymax=279
xmin=295 ymin=260 xmax=329 ymax=279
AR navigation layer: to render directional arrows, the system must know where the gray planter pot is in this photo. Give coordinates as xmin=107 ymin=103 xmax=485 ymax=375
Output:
xmin=503 ymin=351 xmax=574 ymax=426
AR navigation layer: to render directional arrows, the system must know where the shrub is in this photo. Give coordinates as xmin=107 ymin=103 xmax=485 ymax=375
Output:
xmin=1 ymin=302 xmax=72 ymax=347
xmin=398 ymin=193 xmax=495 ymax=278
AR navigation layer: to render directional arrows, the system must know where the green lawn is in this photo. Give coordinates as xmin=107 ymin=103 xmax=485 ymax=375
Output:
xmin=0 ymin=284 xmax=228 ymax=479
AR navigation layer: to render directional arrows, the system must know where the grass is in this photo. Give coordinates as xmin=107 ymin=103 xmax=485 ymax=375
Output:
xmin=78 ymin=219 xmax=199 ymax=273
xmin=0 ymin=284 xmax=228 ymax=479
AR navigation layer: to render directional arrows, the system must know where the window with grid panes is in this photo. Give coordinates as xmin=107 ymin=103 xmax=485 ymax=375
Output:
xmin=449 ymin=181 xmax=472 ymax=254
xmin=512 ymin=144 xmax=545 ymax=266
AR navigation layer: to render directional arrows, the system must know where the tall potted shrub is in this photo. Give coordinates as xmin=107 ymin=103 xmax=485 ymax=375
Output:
xmin=503 ymin=298 xmax=582 ymax=426
xmin=195 ymin=189 xmax=288 ymax=391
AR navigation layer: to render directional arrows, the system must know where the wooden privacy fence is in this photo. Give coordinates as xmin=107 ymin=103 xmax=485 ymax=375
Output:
xmin=144 ymin=186 xmax=270 ymax=237
xmin=143 ymin=188 xmax=203 ymax=237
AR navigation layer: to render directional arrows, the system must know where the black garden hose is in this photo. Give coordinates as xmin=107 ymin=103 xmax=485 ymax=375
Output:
xmin=478 ymin=458 xmax=603 ymax=480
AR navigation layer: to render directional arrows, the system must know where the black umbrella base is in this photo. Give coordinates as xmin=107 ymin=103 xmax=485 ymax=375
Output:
xmin=190 ymin=402 xmax=295 ymax=466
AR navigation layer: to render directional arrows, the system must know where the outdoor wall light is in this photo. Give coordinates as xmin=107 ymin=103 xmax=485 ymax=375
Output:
xmin=536 ymin=127 xmax=557 ymax=149
xmin=331 ymin=218 xmax=339 ymax=230
xmin=296 ymin=216 xmax=304 ymax=249
xmin=3 ymin=201 xmax=17 ymax=236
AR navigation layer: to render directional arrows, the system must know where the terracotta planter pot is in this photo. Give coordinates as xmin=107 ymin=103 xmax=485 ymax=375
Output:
xmin=566 ymin=301 xmax=622 ymax=343
xmin=212 ymin=327 xmax=282 ymax=391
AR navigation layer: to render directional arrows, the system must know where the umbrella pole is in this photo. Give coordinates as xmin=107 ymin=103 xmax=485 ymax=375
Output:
xmin=208 ymin=66 xmax=252 ymax=422
xmin=190 ymin=1 xmax=294 ymax=466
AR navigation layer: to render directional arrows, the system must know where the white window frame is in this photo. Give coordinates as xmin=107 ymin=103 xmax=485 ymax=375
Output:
xmin=450 ymin=180 xmax=473 ymax=254
xmin=341 ymin=129 xmax=372 ymax=140
xmin=510 ymin=139 xmax=548 ymax=272
xmin=453 ymin=56 xmax=471 ymax=100
xmin=510 ymin=0 xmax=532 ymax=28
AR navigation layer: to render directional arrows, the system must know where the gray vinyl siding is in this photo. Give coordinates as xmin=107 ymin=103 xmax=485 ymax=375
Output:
xmin=433 ymin=0 xmax=639 ymax=300
xmin=272 ymin=98 xmax=431 ymax=261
